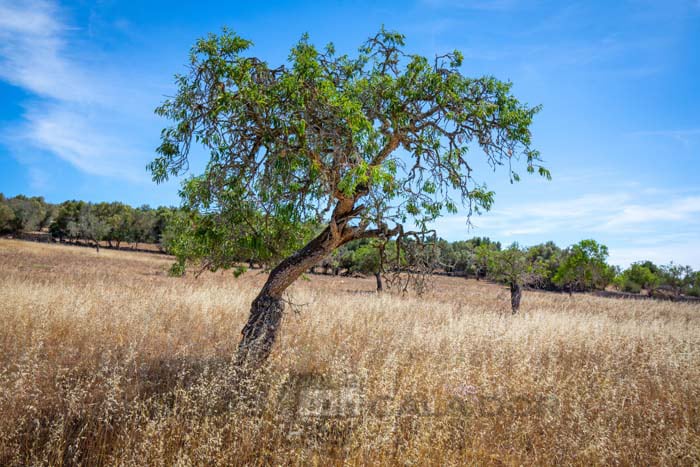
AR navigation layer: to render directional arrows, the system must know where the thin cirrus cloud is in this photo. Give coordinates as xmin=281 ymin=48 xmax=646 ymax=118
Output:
xmin=0 ymin=0 xmax=160 ymax=183
xmin=432 ymin=190 xmax=700 ymax=267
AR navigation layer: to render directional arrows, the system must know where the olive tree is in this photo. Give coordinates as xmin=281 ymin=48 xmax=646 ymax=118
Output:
xmin=74 ymin=204 xmax=110 ymax=252
xmin=150 ymin=28 xmax=548 ymax=366
xmin=488 ymin=243 xmax=543 ymax=313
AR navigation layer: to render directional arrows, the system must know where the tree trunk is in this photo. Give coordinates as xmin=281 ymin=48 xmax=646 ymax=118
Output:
xmin=510 ymin=282 xmax=521 ymax=314
xmin=375 ymin=271 xmax=383 ymax=293
xmin=236 ymin=223 xmax=349 ymax=367
xmin=94 ymin=240 xmax=100 ymax=253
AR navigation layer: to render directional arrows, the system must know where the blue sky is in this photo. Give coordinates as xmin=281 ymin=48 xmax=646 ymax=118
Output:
xmin=1 ymin=0 xmax=699 ymax=267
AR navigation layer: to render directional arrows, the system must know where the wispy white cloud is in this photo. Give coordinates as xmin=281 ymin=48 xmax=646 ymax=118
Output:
xmin=0 ymin=0 xmax=98 ymax=102
xmin=431 ymin=189 xmax=700 ymax=267
xmin=0 ymin=0 xmax=161 ymax=183
xmin=597 ymin=196 xmax=700 ymax=232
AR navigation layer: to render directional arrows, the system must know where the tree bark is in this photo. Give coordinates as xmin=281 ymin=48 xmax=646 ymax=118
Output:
xmin=510 ymin=282 xmax=521 ymax=314
xmin=236 ymin=216 xmax=354 ymax=367
xmin=375 ymin=271 xmax=383 ymax=293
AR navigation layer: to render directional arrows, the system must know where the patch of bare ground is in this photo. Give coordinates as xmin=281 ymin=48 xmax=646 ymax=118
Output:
xmin=1 ymin=239 xmax=699 ymax=465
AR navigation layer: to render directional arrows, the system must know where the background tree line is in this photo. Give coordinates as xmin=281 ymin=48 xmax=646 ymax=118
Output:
xmin=2 ymin=192 xmax=698 ymax=302
xmin=0 ymin=193 xmax=178 ymax=253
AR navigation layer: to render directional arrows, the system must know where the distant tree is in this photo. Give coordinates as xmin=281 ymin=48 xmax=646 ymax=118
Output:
xmin=0 ymin=196 xmax=16 ymax=234
xmin=553 ymin=239 xmax=614 ymax=293
xmin=438 ymin=238 xmax=499 ymax=277
xmin=686 ymin=270 xmax=700 ymax=297
xmin=488 ymin=243 xmax=543 ymax=313
xmin=92 ymin=202 xmax=131 ymax=248
xmin=153 ymin=206 xmax=178 ymax=249
xmin=658 ymin=262 xmax=694 ymax=298
xmin=350 ymin=241 xmax=384 ymax=290
xmin=150 ymin=28 xmax=547 ymax=365
xmin=473 ymin=242 xmax=499 ymax=280
xmin=130 ymin=206 xmax=157 ymax=249
xmin=614 ymin=262 xmax=660 ymax=294
xmin=348 ymin=238 xmax=405 ymax=292
xmin=526 ymin=241 xmax=562 ymax=290
xmin=75 ymin=204 xmax=110 ymax=252
xmin=6 ymin=195 xmax=49 ymax=233
xmin=50 ymin=201 xmax=85 ymax=242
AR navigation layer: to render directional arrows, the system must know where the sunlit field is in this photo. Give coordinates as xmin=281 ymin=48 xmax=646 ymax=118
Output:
xmin=1 ymin=239 xmax=699 ymax=465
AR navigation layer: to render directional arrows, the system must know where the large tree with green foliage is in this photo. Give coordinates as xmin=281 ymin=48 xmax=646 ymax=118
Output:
xmin=614 ymin=261 xmax=660 ymax=293
xmin=553 ymin=239 xmax=614 ymax=293
xmin=150 ymin=28 xmax=548 ymax=366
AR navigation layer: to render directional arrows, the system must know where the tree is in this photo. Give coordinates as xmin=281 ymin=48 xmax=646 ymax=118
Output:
xmin=350 ymin=238 xmax=405 ymax=292
xmin=686 ymin=270 xmax=700 ymax=297
xmin=5 ymin=195 xmax=50 ymax=233
xmin=614 ymin=262 xmax=659 ymax=294
xmin=488 ymin=243 xmax=543 ymax=313
xmin=553 ymin=239 xmax=614 ymax=293
xmin=658 ymin=262 xmax=694 ymax=298
xmin=130 ymin=206 xmax=157 ymax=249
xmin=473 ymin=242 xmax=499 ymax=280
xmin=50 ymin=200 xmax=85 ymax=242
xmin=150 ymin=28 xmax=548 ymax=366
xmin=74 ymin=204 xmax=110 ymax=252
xmin=0 ymin=195 xmax=15 ymax=234
xmin=351 ymin=241 xmax=385 ymax=291
xmin=526 ymin=241 xmax=562 ymax=290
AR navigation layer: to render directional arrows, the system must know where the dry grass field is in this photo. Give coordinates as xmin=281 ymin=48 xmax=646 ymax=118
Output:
xmin=1 ymin=238 xmax=699 ymax=465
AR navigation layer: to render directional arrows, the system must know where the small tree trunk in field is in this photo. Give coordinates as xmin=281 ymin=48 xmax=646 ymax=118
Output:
xmin=94 ymin=240 xmax=100 ymax=253
xmin=237 ymin=221 xmax=350 ymax=367
xmin=510 ymin=282 xmax=521 ymax=314
xmin=375 ymin=271 xmax=383 ymax=293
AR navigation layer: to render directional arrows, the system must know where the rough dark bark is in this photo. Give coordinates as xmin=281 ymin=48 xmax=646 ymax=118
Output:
xmin=510 ymin=282 xmax=522 ymax=314
xmin=237 ymin=293 xmax=285 ymax=366
xmin=375 ymin=271 xmax=383 ymax=293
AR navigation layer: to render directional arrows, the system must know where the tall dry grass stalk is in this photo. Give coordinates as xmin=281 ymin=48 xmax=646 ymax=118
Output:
xmin=1 ymin=239 xmax=699 ymax=465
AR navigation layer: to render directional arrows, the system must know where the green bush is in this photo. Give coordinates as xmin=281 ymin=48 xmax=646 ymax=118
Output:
xmin=620 ymin=279 xmax=641 ymax=294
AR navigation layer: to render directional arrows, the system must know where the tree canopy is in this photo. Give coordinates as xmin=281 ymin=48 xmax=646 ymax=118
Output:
xmin=150 ymin=27 xmax=548 ymax=268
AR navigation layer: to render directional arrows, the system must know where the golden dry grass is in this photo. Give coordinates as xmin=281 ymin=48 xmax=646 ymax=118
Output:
xmin=1 ymin=238 xmax=699 ymax=465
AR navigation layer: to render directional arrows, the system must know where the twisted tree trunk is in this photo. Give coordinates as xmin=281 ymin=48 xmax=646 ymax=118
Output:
xmin=236 ymin=201 xmax=358 ymax=366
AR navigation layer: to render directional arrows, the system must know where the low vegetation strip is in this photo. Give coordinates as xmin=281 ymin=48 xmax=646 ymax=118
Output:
xmin=1 ymin=239 xmax=699 ymax=465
